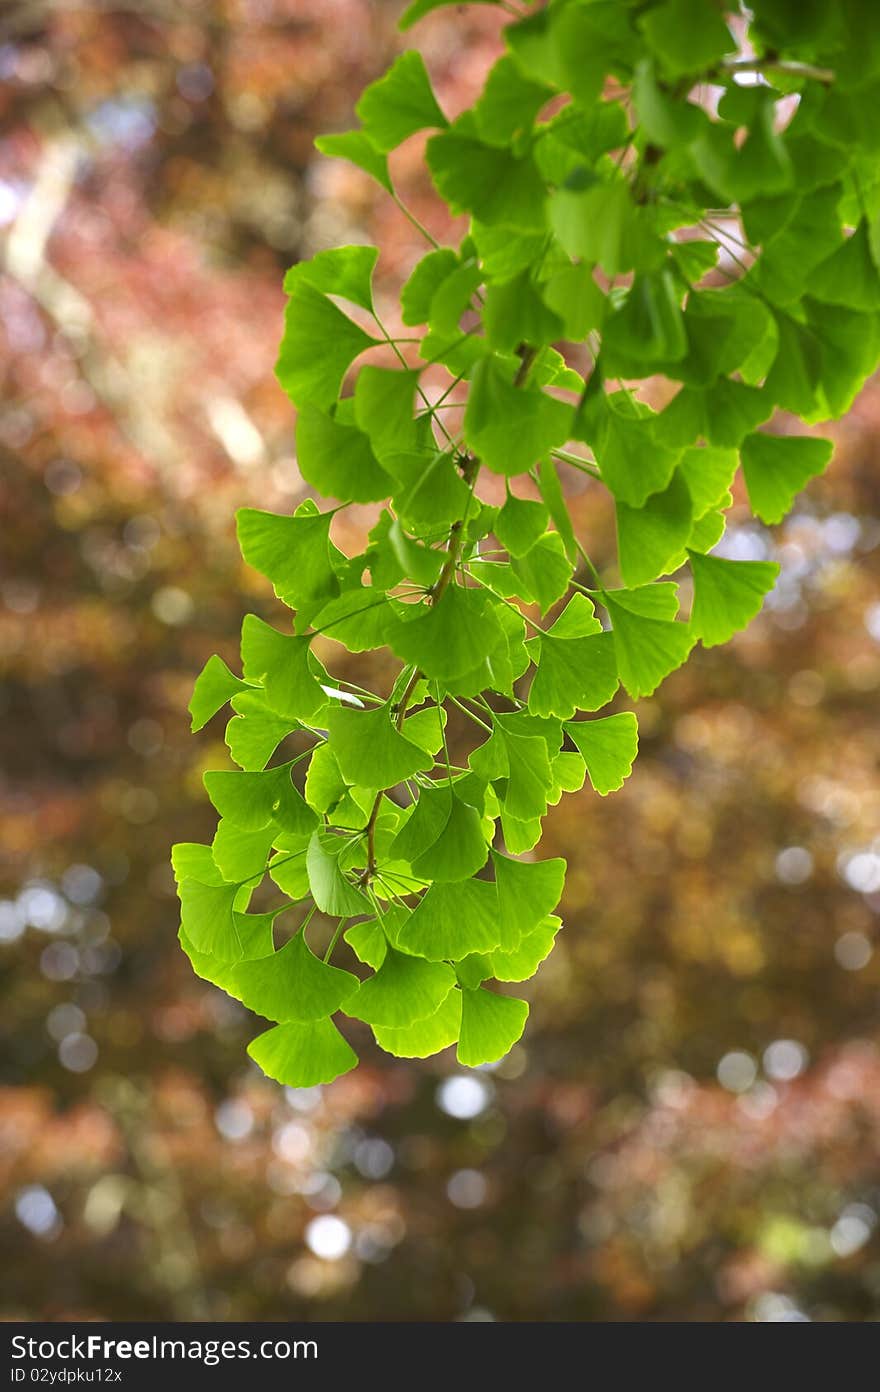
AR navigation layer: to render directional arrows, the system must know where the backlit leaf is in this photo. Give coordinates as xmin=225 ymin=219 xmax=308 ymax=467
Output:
xmin=688 ymin=550 xmax=780 ymax=648
xmin=248 ymin=1018 xmax=358 ymax=1087
xmin=565 ymin=713 xmax=639 ymax=795
xmin=233 ymin=929 xmax=359 ymax=1023
xmin=457 ymin=987 xmax=529 ymax=1066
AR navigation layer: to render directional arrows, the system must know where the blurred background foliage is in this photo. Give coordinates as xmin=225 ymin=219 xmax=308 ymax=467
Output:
xmin=3 ymin=0 xmax=880 ymax=1324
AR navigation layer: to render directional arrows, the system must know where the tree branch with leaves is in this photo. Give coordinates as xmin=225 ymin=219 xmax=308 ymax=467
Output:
xmin=174 ymin=0 xmax=880 ymax=1086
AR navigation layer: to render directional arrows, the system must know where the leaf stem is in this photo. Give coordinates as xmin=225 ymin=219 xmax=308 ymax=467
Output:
xmin=322 ymin=915 xmax=348 ymax=963
xmin=392 ymin=192 xmax=441 ymax=248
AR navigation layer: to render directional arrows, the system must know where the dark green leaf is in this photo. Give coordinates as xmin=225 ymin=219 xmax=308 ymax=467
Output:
xmin=426 ymin=126 xmax=547 ymax=230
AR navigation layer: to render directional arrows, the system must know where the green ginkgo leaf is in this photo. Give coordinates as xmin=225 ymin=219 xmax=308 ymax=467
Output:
xmin=354 ymin=366 xmax=420 ymax=463
xmin=268 ymin=846 xmax=311 ymax=901
xmin=411 ymin=788 xmax=490 ymax=883
xmin=399 ymin=879 xmax=500 ymax=960
xmin=172 ymin=842 xmax=225 ymax=887
xmin=740 ymin=432 xmax=833 ymax=524
xmin=326 ymin=704 xmax=434 ymax=790
xmin=248 ymin=1017 xmax=358 ymax=1087
xmin=527 ymin=595 xmax=620 ymax=719
xmin=239 ymin=616 xmax=327 ymax=722
xmin=232 ymin=928 xmax=359 ymax=1023
xmin=347 ymin=946 xmax=455 ymax=1028
xmin=401 ymin=248 xmax=459 ymax=325
xmin=282 ymin=244 xmax=379 ymax=313
xmin=464 ymin=357 xmax=573 ymax=476
xmin=178 ymin=879 xmax=241 ymax=960
xmin=426 ymin=126 xmax=547 ymax=231
xmin=314 ymin=130 xmax=392 ymax=193
xmin=211 ymin=820 xmax=275 ymax=883
xmin=356 ymin=49 xmax=447 ymax=151
xmin=591 ymin=400 xmax=681 ymax=508
xmin=295 ymin=405 xmax=392 ymax=504
xmin=389 ymin=782 xmax=452 ymax=863
xmin=688 ymin=550 xmax=780 ymax=648
xmin=495 ymin=493 xmax=549 ymax=558
xmin=372 ymin=987 xmax=462 ymax=1058
xmin=492 ymin=850 xmax=566 ymax=952
xmin=616 ymin=470 xmax=693 ymax=588
xmin=676 ymin=446 xmax=739 ymax=519
xmin=809 ymin=222 xmax=880 ymax=310
xmin=312 ymin=590 xmax=401 ymax=653
xmin=189 ymin=654 xmax=249 ymax=732
xmin=510 ymin=533 xmax=573 ymax=614
xmin=275 ymin=282 xmax=378 ymax=410
xmin=604 ymin=586 xmax=694 ymax=698
xmin=489 ymin=915 xmax=562 ymax=983
xmin=388 ymin=586 xmax=507 ymax=681
xmin=473 ymin=53 xmax=553 ymax=146
xmin=306 ymin=831 xmax=371 ymax=917
xmin=236 ymin=509 xmax=339 ymax=614
xmin=344 ymin=919 xmax=388 ymax=971
xmin=203 ymin=764 xmax=317 ymax=836
xmin=400 ymin=704 xmax=448 ymax=756
xmin=640 ymin=0 xmax=734 ymax=77
xmin=564 ymin=713 xmax=639 ymax=795
xmin=457 ymin=986 xmax=529 ymax=1066
xmin=179 ymin=907 xmax=278 ymax=996
xmin=225 ymin=691 xmax=298 ymax=771
xmin=472 ymin=719 xmax=556 ymax=823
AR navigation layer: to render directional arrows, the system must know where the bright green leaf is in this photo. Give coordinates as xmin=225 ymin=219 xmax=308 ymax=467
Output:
xmin=275 ymin=282 xmax=377 ymax=410
xmin=465 ymin=357 xmax=573 ymax=476
xmin=248 ymin=1017 xmax=358 ymax=1087
xmin=492 ymin=850 xmax=566 ymax=952
xmin=457 ymin=987 xmax=529 ymax=1066
xmin=565 ymin=712 xmax=639 ymax=795
xmin=347 ymin=946 xmax=456 ymax=1027
xmin=295 ymin=405 xmax=392 ymax=504
xmin=306 ymin=831 xmax=371 ymax=917
xmin=372 ymin=987 xmax=462 ymax=1058
xmin=740 ymin=432 xmax=834 ymax=524
xmin=399 ymin=879 xmax=500 ymax=960
xmin=326 ymin=703 xmax=434 ymax=790
xmin=283 ymin=244 xmax=379 ymax=313
xmin=688 ymin=550 xmax=780 ymax=647
xmin=356 ymin=50 xmax=447 ymax=152
xmin=239 ymin=615 xmax=327 ymax=721
xmin=189 ymin=655 xmax=248 ymax=732
xmin=314 ymin=130 xmax=392 ymax=193
xmin=233 ymin=928 xmax=359 ymax=1023
xmin=605 ymin=587 xmax=694 ymax=698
